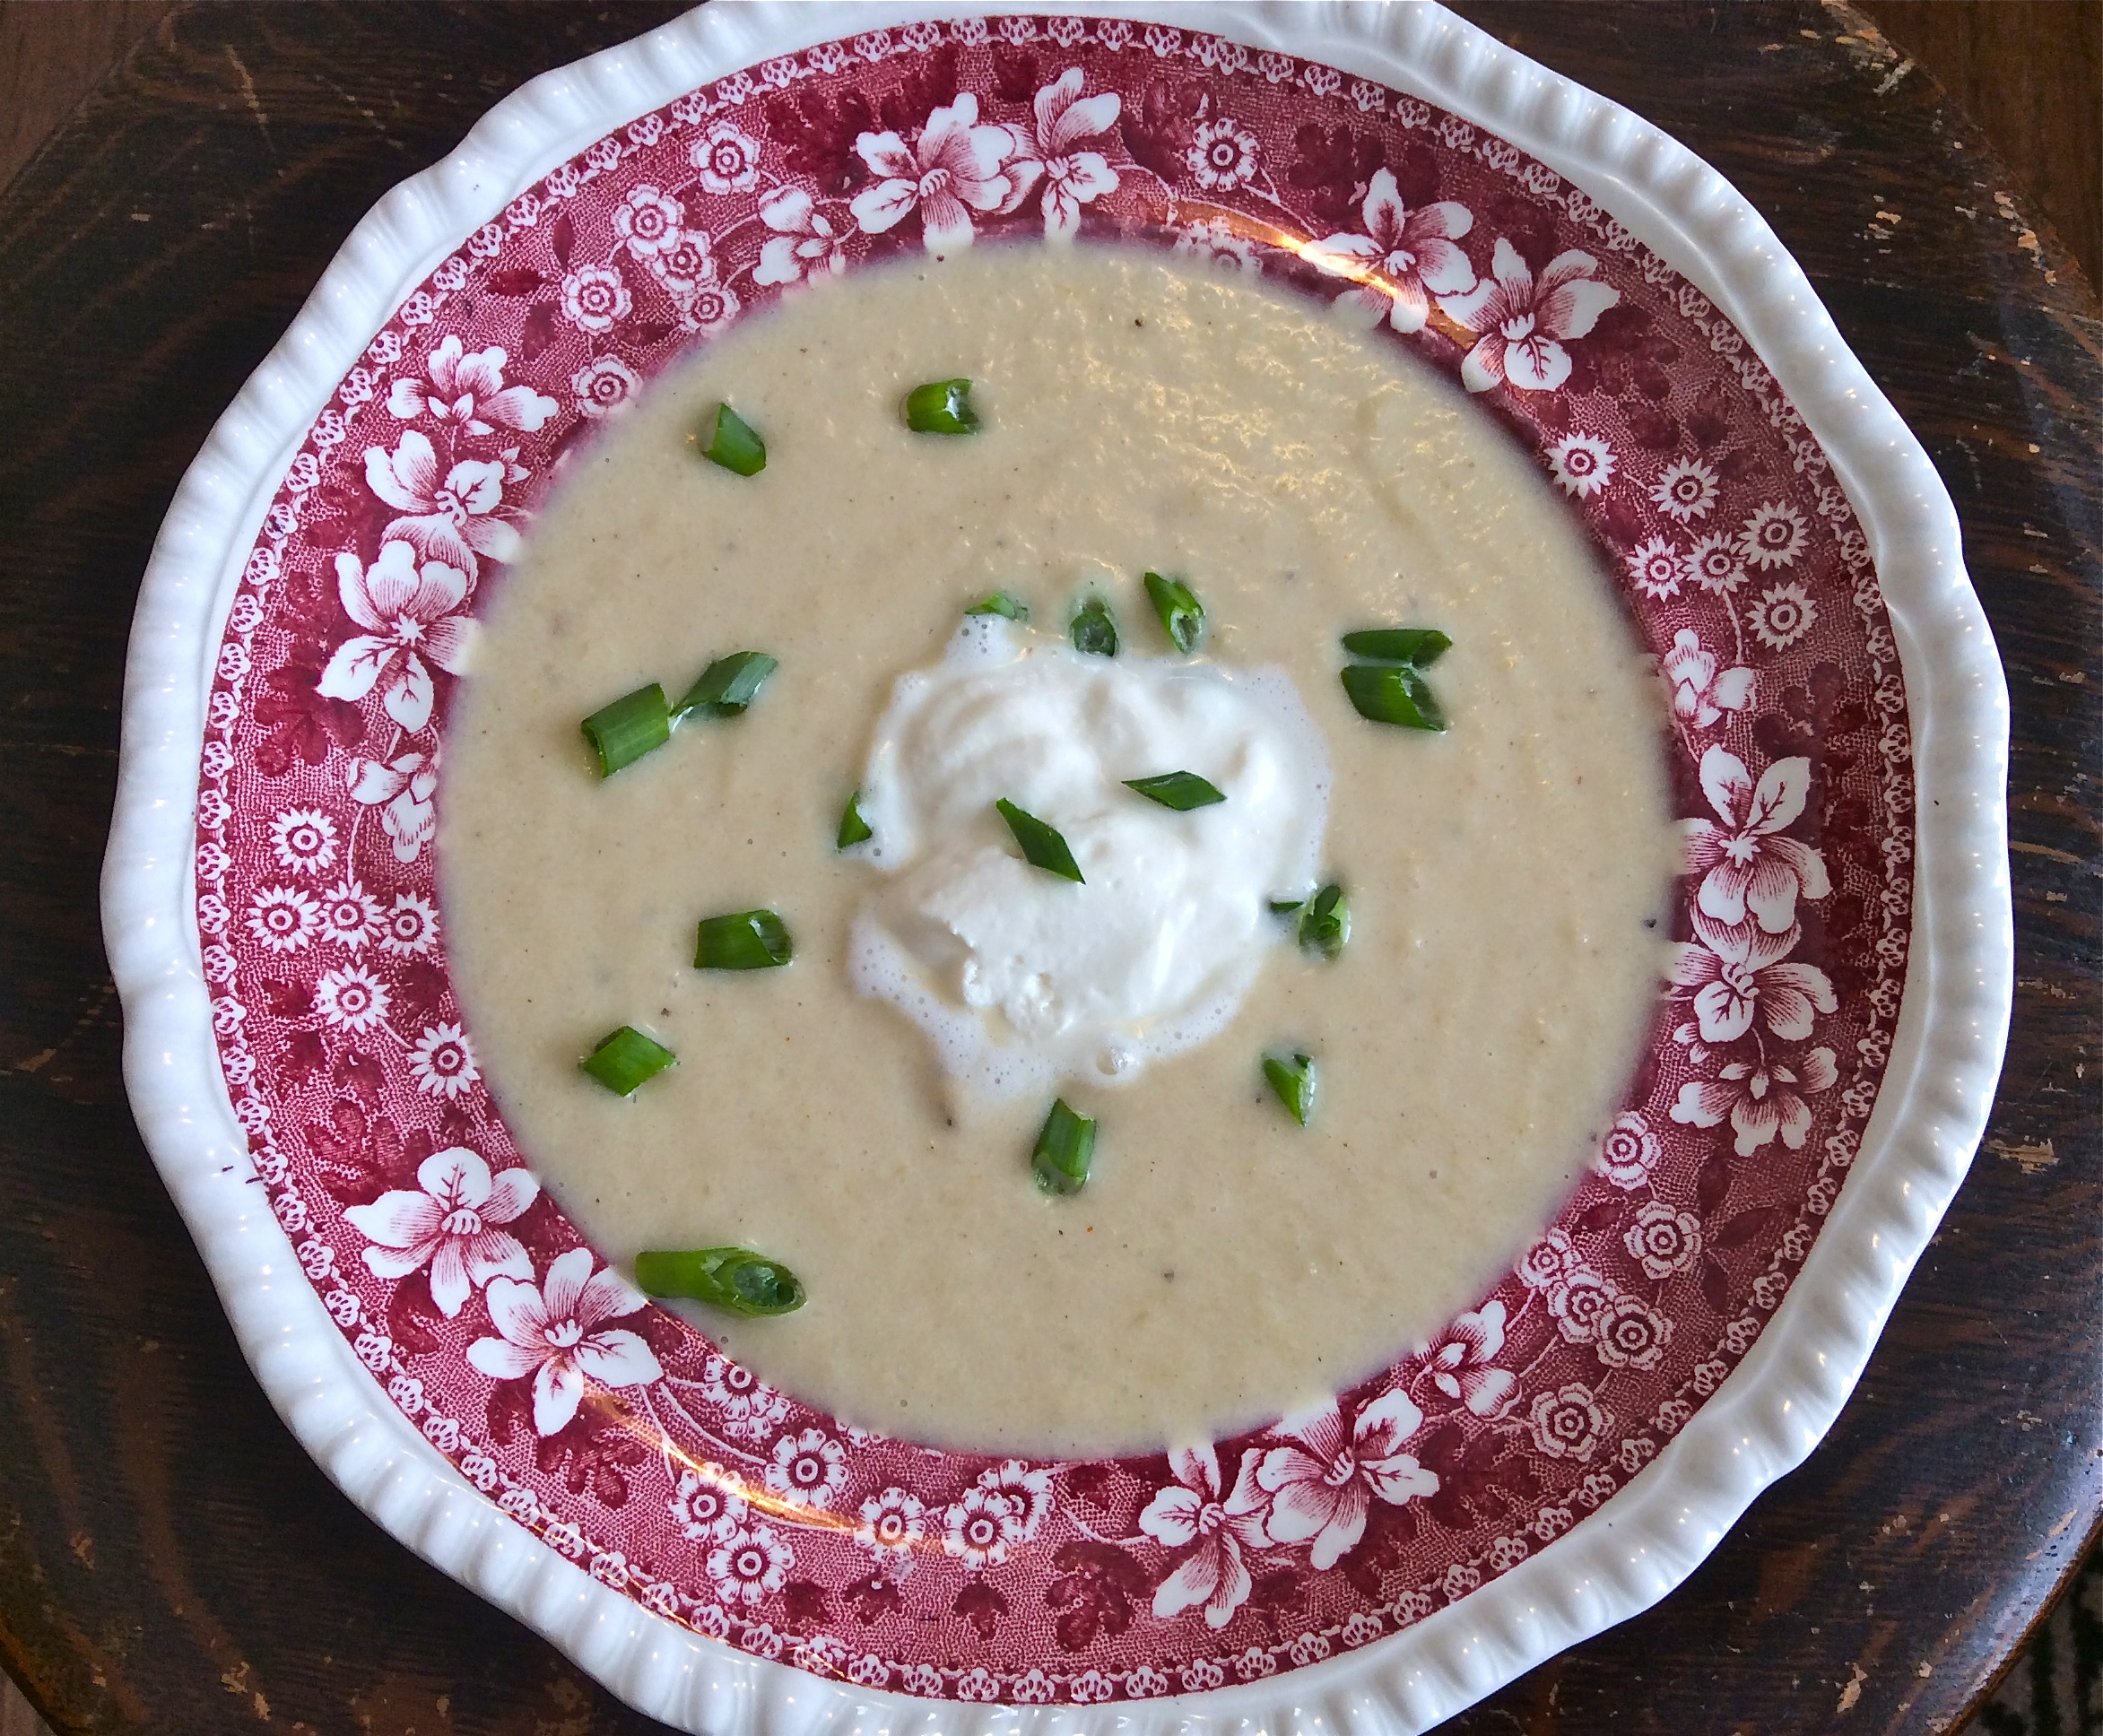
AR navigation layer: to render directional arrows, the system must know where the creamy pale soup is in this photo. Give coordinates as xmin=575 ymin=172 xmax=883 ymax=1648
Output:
xmin=440 ymin=245 xmax=1678 ymax=1457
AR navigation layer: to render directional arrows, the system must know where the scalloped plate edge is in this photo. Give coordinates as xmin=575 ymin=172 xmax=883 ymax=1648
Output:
xmin=101 ymin=4 xmax=2011 ymax=1732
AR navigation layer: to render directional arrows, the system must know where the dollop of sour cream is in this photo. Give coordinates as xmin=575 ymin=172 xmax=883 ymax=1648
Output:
xmin=849 ymin=619 xmax=1329 ymax=1098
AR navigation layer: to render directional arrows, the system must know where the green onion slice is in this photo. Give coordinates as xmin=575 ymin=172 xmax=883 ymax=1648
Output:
xmin=1341 ymin=628 xmax=1451 ymax=667
xmin=1032 ymin=1098 xmax=1096 ymax=1196
xmin=635 ymin=1247 xmax=806 ymax=1316
xmin=1263 ymin=1051 xmax=1317 ymax=1126
xmin=1071 ymin=597 xmax=1118 ymax=657
xmin=580 ymin=683 xmax=671 ymax=777
xmin=995 ymin=798 xmax=1084 ymax=882
xmin=676 ymin=651 xmax=778 ymax=720
xmin=1268 ymin=895 xmax=1307 ymax=915
xmin=1299 ymin=882 xmax=1350 ymax=961
xmin=699 ymin=403 xmax=766 ymax=476
xmin=837 ymin=789 xmax=873 ymax=848
xmin=1143 ymin=571 xmax=1205 ymax=654
xmin=1341 ymin=663 xmax=1448 ymax=732
xmin=695 ymin=909 xmax=795 ymax=969
xmin=1124 ymin=770 xmax=1225 ymax=810
xmin=904 ymin=378 xmax=978 ymax=434
xmin=965 ymin=591 xmax=1029 ymax=621
xmin=578 ymin=1025 xmax=676 ymax=1096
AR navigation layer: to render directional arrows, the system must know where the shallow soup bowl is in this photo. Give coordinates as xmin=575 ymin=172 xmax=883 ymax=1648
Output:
xmin=102 ymin=4 xmax=2012 ymax=1731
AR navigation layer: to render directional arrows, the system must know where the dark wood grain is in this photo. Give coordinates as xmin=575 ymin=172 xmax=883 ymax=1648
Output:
xmin=0 ymin=4 xmax=2095 ymax=1734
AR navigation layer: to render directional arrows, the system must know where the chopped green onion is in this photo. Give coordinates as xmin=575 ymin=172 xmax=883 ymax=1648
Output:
xmin=676 ymin=651 xmax=778 ymax=719
xmin=1071 ymin=597 xmax=1118 ymax=657
xmin=1268 ymin=896 xmax=1307 ymax=915
xmin=965 ymin=591 xmax=1029 ymax=621
xmin=995 ymin=798 xmax=1084 ymax=882
xmin=580 ymin=683 xmax=672 ymax=777
xmin=1124 ymin=770 xmax=1225 ymax=810
xmin=579 ymin=1025 xmax=677 ymax=1096
xmin=1341 ymin=663 xmax=1447 ymax=732
xmin=1341 ymin=628 xmax=1451 ymax=667
xmin=837 ymin=789 xmax=873 ymax=848
xmin=635 ymin=1247 xmax=806 ymax=1316
xmin=1031 ymin=1098 xmax=1096 ymax=1195
xmin=1299 ymin=883 xmax=1349 ymax=961
xmin=1263 ymin=1051 xmax=1317 ymax=1125
xmin=1143 ymin=571 xmax=1205 ymax=654
xmin=695 ymin=909 xmax=795 ymax=969
xmin=904 ymin=378 xmax=978 ymax=434
xmin=699 ymin=403 xmax=766 ymax=476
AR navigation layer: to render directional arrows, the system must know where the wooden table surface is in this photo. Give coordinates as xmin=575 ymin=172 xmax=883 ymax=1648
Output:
xmin=1 ymin=4 xmax=2098 ymax=1733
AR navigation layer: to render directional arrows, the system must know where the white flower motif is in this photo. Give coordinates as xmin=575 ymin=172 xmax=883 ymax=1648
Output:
xmin=942 ymin=1485 xmax=1023 ymax=1570
xmin=345 ymin=1146 xmax=538 ymax=1316
xmin=1592 ymin=1293 xmax=1673 ymax=1371
xmin=247 ymin=885 xmax=319 ymax=953
xmin=1441 ymin=238 xmax=1619 ymax=393
xmin=1748 ymin=580 xmax=1818 ymax=650
xmin=1595 ymin=1110 xmax=1660 ymax=1188
xmin=690 ymin=125 xmax=765 ymax=204
xmin=765 ymin=1428 xmax=848 ymax=1511
xmin=1739 ymin=500 xmax=1809 ymax=570
xmin=1172 ymin=216 xmax=1262 ymax=275
xmin=613 ymin=184 xmax=684 ymax=256
xmin=698 ymin=1354 xmax=792 ymax=1441
xmin=313 ymin=962 xmax=389 ymax=1033
xmin=1683 ymin=746 xmax=1832 ymax=933
xmin=572 ymin=355 xmax=641 ymax=419
xmin=647 ymin=228 xmax=717 ymax=297
xmin=974 ymin=1459 xmax=1053 ymax=1541
xmin=318 ymin=541 xmax=476 ymax=734
xmin=1673 ymin=1046 xmax=1840 ymax=1155
xmin=1661 ymin=629 xmax=1755 ymax=729
xmin=363 ymin=432 xmax=522 ymax=572
xmin=1649 ymin=457 xmax=1719 ymax=523
xmin=466 ymin=1246 xmax=660 ymax=1435
xmin=561 ymin=265 xmax=632 ymax=334
xmin=670 ymin=1463 xmax=750 ymax=1541
xmin=386 ymin=334 xmax=556 ymax=434
xmin=1624 ymin=1201 xmax=1703 ymax=1280
xmin=856 ymin=1486 xmax=927 ymax=1568
xmin=996 ymin=67 xmax=1121 ymax=239
xmin=1516 ymin=1228 xmax=1581 ymax=1289
xmin=1186 ymin=117 xmax=1259 ymax=191
xmin=1304 ymin=168 xmax=1475 ymax=334
xmin=754 ymin=187 xmax=848 ymax=287
xmin=1547 ymin=1266 xmax=1620 ymax=1343
xmin=1673 ymin=908 xmax=1838 ymax=1046
xmin=1684 ymin=532 xmax=1748 ymax=596
xmin=378 ymin=891 xmax=440 ymax=958
xmin=707 ymin=1520 xmax=794 ymax=1606
xmin=347 ymin=747 xmax=439 ymax=863
xmin=1548 ymin=431 xmax=1615 ymax=498
xmin=1527 ymin=1383 xmax=1610 ymax=1462
xmin=1423 ymin=1300 xmax=1517 ymax=1417
xmin=269 ymin=808 xmax=338 ymax=876
xmin=850 ymin=95 xmax=1015 ymax=253
xmin=680 ymin=277 xmax=740 ymax=335
xmin=1626 ymin=534 xmax=1682 ymax=599
xmin=408 ymin=1020 xmax=478 ymax=1099
xmin=1139 ymin=1445 xmax=1269 ymax=1628
xmin=1256 ymin=1391 xmax=1438 ymax=1569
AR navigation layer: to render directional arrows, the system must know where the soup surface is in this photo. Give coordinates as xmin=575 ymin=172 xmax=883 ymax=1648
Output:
xmin=440 ymin=244 xmax=1679 ymax=1456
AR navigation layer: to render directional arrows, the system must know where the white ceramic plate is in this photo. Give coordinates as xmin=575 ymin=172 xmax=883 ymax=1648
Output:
xmin=103 ymin=4 xmax=2011 ymax=1731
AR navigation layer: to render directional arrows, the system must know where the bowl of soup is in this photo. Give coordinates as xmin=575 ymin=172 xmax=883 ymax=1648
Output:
xmin=103 ymin=4 xmax=2011 ymax=1732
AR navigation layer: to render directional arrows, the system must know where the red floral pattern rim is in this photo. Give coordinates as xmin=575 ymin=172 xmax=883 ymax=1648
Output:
xmin=192 ymin=16 xmax=1912 ymax=1704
